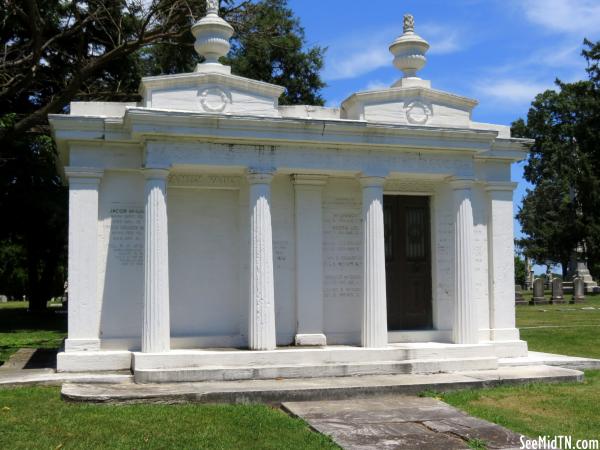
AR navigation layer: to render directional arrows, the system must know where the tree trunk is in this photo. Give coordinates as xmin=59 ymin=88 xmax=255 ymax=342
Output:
xmin=561 ymin=258 xmax=569 ymax=280
xmin=26 ymin=245 xmax=47 ymax=312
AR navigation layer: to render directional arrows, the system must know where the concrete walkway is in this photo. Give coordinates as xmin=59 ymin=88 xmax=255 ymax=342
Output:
xmin=60 ymin=365 xmax=582 ymax=404
xmin=283 ymin=396 xmax=524 ymax=450
xmin=499 ymin=351 xmax=600 ymax=370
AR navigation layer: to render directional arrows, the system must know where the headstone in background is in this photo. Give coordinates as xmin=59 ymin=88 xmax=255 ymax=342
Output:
xmin=572 ymin=277 xmax=586 ymax=303
xmin=0 ymin=295 xmax=7 ymax=303
xmin=515 ymin=285 xmax=527 ymax=305
xmin=526 ymin=270 xmax=534 ymax=291
xmin=551 ymin=278 xmax=565 ymax=304
xmin=532 ymin=278 xmax=547 ymax=305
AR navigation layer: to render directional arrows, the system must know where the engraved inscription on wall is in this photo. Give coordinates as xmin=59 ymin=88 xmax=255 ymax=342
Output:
xmin=168 ymin=174 xmax=241 ymax=189
xmin=323 ymin=192 xmax=362 ymax=302
xmin=273 ymin=240 xmax=289 ymax=269
xmin=109 ymin=204 xmax=144 ymax=267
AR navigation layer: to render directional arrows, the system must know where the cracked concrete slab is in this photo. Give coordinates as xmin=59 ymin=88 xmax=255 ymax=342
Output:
xmin=283 ymin=396 xmax=524 ymax=450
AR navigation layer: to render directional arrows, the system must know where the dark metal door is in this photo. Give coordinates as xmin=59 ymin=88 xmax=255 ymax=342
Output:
xmin=384 ymin=195 xmax=433 ymax=330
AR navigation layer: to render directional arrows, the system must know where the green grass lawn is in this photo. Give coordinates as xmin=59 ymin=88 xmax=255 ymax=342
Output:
xmin=441 ymin=370 xmax=600 ymax=441
xmin=437 ymin=292 xmax=600 ymax=443
xmin=516 ymin=292 xmax=600 ymax=358
xmin=0 ymin=386 xmax=339 ymax=450
xmin=0 ymin=301 xmax=67 ymax=366
xmin=1 ymin=292 xmax=600 ymax=448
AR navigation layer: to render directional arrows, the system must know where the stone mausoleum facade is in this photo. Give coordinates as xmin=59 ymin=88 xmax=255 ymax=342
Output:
xmin=50 ymin=4 xmax=532 ymax=382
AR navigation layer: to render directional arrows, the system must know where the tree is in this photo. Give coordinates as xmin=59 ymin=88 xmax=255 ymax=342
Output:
xmin=513 ymin=39 xmax=600 ymax=279
xmin=0 ymin=0 xmax=326 ymax=310
xmin=514 ymin=256 xmax=527 ymax=287
xmin=143 ymin=0 xmax=326 ymax=105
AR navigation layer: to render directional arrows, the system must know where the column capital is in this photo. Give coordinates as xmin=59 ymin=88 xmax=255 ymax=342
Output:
xmin=247 ymin=167 xmax=275 ymax=184
xmin=485 ymin=181 xmax=518 ymax=192
xmin=359 ymin=176 xmax=386 ymax=188
xmin=144 ymin=167 xmax=170 ymax=180
xmin=64 ymin=166 xmax=104 ymax=184
xmin=292 ymin=174 xmax=328 ymax=186
xmin=448 ymin=177 xmax=475 ymax=190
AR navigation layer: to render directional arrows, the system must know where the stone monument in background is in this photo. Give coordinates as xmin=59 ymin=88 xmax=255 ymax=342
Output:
xmin=567 ymin=245 xmax=599 ymax=293
xmin=572 ymin=277 xmax=586 ymax=303
xmin=532 ymin=278 xmax=547 ymax=305
xmin=551 ymin=278 xmax=564 ymax=304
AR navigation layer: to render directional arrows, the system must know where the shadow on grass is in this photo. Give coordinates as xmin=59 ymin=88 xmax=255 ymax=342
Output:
xmin=0 ymin=304 xmax=66 ymax=334
xmin=0 ymin=302 xmax=67 ymax=367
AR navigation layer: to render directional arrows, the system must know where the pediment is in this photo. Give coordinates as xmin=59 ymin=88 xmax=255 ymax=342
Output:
xmin=139 ymin=71 xmax=285 ymax=117
xmin=341 ymin=86 xmax=478 ymax=128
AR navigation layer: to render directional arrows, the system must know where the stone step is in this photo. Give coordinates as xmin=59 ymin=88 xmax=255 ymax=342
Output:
xmin=62 ymin=365 xmax=584 ymax=404
xmin=133 ymin=357 xmax=498 ymax=383
xmin=132 ymin=343 xmax=494 ymax=371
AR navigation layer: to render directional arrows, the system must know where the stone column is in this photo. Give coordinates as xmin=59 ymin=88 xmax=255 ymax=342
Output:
xmin=451 ymin=178 xmax=478 ymax=344
xmin=360 ymin=176 xmax=388 ymax=348
xmin=64 ymin=167 xmax=103 ymax=352
xmin=293 ymin=175 xmax=327 ymax=346
xmin=486 ymin=182 xmax=520 ymax=341
xmin=142 ymin=168 xmax=171 ymax=353
xmin=248 ymin=170 xmax=277 ymax=350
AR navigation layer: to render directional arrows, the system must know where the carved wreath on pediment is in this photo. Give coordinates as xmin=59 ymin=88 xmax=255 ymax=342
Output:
xmin=405 ymin=100 xmax=432 ymax=125
xmin=198 ymin=87 xmax=231 ymax=113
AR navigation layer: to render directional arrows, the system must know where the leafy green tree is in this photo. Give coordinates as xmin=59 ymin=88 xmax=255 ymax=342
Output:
xmin=0 ymin=0 xmax=326 ymax=310
xmin=143 ymin=0 xmax=326 ymax=105
xmin=514 ymin=256 xmax=527 ymax=287
xmin=513 ymin=39 xmax=600 ymax=279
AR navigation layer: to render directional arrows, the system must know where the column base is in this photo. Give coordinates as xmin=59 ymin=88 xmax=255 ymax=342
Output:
xmin=57 ymin=350 xmax=132 ymax=372
xmin=294 ymin=333 xmax=327 ymax=346
xmin=64 ymin=338 xmax=101 ymax=352
xmin=490 ymin=328 xmax=521 ymax=342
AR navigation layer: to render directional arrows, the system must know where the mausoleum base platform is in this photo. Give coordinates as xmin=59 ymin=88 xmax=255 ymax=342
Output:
xmin=57 ymin=341 xmax=529 ymax=377
xmin=128 ymin=342 xmax=528 ymax=383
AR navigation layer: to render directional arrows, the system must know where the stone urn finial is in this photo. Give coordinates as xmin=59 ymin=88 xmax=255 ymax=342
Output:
xmin=403 ymin=14 xmax=415 ymax=33
xmin=191 ymin=0 xmax=234 ymax=70
xmin=389 ymin=13 xmax=430 ymax=79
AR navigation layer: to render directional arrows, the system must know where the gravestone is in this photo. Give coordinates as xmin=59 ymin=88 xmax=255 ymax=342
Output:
xmin=572 ymin=277 xmax=585 ymax=304
xmin=515 ymin=285 xmax=527 ymax=305
xmin=0 ymin=295 xmax=7 ymax=303
xmin=551 ymin=278 xmax=565 ymax=304
xmin=532 ymin=278 xmax=547 ymax=305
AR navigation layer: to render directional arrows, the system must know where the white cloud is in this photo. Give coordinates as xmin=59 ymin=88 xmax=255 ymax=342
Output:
xmin=474 ymin=79 xmax=552 ymax=104
xmin=322 ymin=22 xmax=466 ymax=81
xmin=419 ymin=23 xmax=462 ymax=55
xmin=518 ymin=0 xmax=600 ymax=34
xmin=364 ymin=80 xmax=392 ymax=91
xmin=323 ymin=40 xmax=390 ymax=81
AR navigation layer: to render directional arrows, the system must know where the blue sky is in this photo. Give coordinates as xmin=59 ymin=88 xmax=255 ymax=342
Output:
xmin=288 ymin=0 xmax=600 ymax=270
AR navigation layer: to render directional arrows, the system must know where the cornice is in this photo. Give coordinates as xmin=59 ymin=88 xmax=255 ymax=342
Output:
xmin=341 ymin=86 xmax=479 ymax=112
xmin=139 ymin=71 xmax=286 ymax=99
xmin=122 ymin=107 xmax=497 ymax=152
xmin=49 ymin=108 xmax=529 ymax=165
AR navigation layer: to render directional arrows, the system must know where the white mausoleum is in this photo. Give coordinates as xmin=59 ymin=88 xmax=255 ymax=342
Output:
xmin=50 ymin=5 xmax=532 ymax=382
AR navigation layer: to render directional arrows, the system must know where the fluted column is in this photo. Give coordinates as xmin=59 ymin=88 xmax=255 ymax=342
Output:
xmin=64 ymin=167 xmax=103 ymax=352
xmin=360 ymin=176 xmax=388 ymax=348
xmin=486 ymin=182 xmax=520 ymax=341
xmin=451 ymin=178 xmax=478 ymax=344
xmin=142 ymin=168 xmax=171 ymax=353
xmin=248 ymin=170 xmax=276 ymax=350
xmin=293 ymin=175 xmax=327 ymax=346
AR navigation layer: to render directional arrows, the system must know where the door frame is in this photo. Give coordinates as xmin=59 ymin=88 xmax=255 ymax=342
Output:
xmin=382 ymin=191 xmax=437 ymax=332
